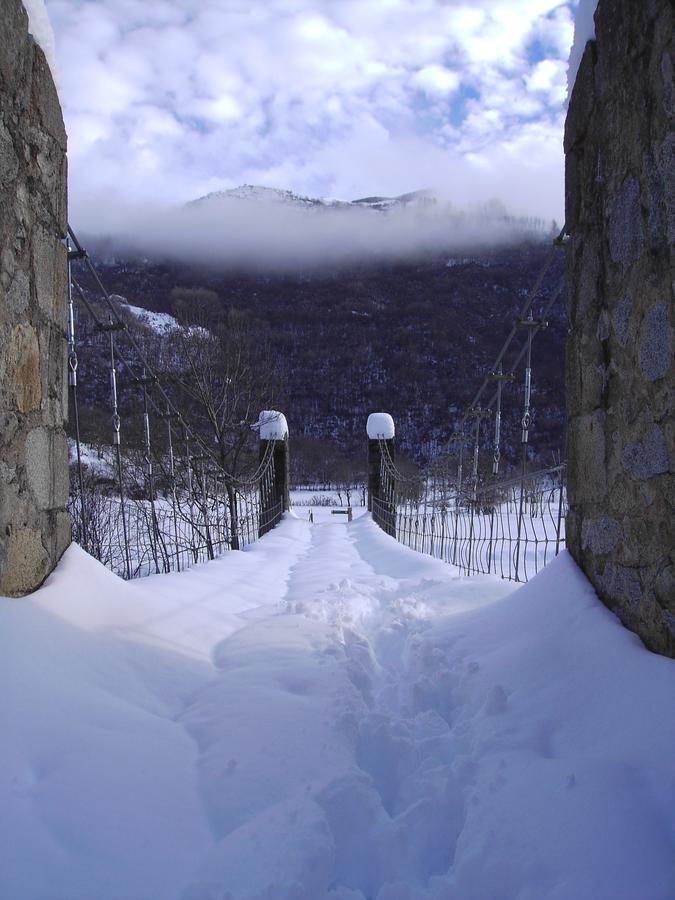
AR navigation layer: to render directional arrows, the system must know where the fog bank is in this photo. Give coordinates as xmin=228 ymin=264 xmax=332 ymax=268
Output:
xmin=77 ymin=191 xmax=554 ymax=271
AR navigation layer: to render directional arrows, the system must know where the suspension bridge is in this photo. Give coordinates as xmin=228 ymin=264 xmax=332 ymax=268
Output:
xmin=65 ymin=225 xmax=567 ymax=583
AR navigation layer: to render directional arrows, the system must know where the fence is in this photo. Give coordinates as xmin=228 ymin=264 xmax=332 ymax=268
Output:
xmin=66 ymin=226 xmax=288 ymax=580
xmin=373 ymin=463 xmax=566 ymax=582
xmin=368 ymin=226 xmax=568 ymax=582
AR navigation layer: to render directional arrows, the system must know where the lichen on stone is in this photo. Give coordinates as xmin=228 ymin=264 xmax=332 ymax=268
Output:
xmin=597 ymin=562 xmax=643 ymax=609
xmin=581 ymin=515 xmax=622 ymax=555
xmin=639 ymin=303 xmax=672 ymax=381
xmin=621 ymin=425 xmax=670 ymax=479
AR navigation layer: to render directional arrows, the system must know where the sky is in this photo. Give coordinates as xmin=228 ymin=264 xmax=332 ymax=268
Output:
xmin=43 ymin=0 xmax=579 ymax=234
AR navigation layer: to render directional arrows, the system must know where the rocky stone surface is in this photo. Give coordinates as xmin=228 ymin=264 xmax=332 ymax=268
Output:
xmin=0 ymin=0 xmax=69 ymax=595
xmin=565 ymin=0 xmax=674 ymax=655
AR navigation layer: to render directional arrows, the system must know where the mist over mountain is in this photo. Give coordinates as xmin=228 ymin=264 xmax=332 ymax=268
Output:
xmin=81 ymin=184 xmax=557 ymax=272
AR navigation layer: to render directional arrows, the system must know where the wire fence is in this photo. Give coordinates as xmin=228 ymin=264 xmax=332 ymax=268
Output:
xmin=370 ymin=226 xmax=569 ymax=582
xmin=68 ymin=486 xmax=283 ymax=579
xmin=373 ymin=464 xmax=566 ymax=582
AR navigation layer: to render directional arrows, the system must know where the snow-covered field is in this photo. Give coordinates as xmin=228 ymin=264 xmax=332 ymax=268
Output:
xmin=2 ymin=512 xmax=674 ymax=900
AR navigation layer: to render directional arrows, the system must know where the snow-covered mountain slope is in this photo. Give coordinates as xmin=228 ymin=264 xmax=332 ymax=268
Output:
xmin=189 ymin=184 xmax=332 ymax=210
xmin=2 ymin=512 xmax=674 ymax=900
xmin=112 ymin=293 xmax=179 ymax=333
xmin=191 ymin=185 xmax=442 ymax=215
xmin=352 ymin=189 xmax=438 ymax=211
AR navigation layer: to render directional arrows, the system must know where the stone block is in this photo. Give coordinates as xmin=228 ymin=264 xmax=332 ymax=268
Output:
xmin=1 ymin=525 xmax=49 ymax=596
xmin=621 ymin=425 xmax=670 ymax=479
xmin=52 ymin=430 xmax=70 ymax=506
xmin=11 ymin=323 xmax=41 ymax=413
xmin=6 ymin=270 xmax=30 ymax=317
xmin=596 ymin=562 xmax=643 ymax=610
xmin=654 ymin=564 xmax=674 ymax=607
xmin=54 ymin=508 xmax=71 ymax=560
xmin=581 ymin=515 xmax=622 ymax=556
xmin=567 ymin=410 xmax=608 ymax=503
xmin=33 ymin=226 xmax=57 ymax=318
xmin=611 ymin=291 xmax=632 ymax=347
xmin=608 ymin=175 xmax=644 ymax=274
xmin=0 ymin=412 xmax=18 ymax=446
xmin=25 ymin=426 xmax=52 ymax=509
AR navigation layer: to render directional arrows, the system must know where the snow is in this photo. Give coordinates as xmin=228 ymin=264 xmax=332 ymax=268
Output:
xmin=367 ymin=412 xmax=395 ymax=440
xmin=193 ymin=185 xmax=322 ymax=209
xmin=568 ymin=0 xmax=599 ymax=97
xmin=115 ymin=296 xmax=179 ymax=333
xmin=21 ymin=0 xmax=57 ymax=81
xmin=67 ymin=439 xmax=115 ymax=479
xmin=258 ymin=409 xmax=289 ymax=440
xmin=2 ymin=511 xmax=674 ymax=900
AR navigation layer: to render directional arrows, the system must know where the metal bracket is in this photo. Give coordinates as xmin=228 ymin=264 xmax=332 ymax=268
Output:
xmin=487 ymin=371 xmax=516 ymax=381
xmin=515 ymin=318 xmax=548 ymax=328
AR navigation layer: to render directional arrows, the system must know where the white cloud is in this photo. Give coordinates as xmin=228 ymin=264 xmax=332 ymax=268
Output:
xmin=44 ymin=0 xmax=577 ymax=234
xmin=412 ymin=65 xmax=461 ymax=97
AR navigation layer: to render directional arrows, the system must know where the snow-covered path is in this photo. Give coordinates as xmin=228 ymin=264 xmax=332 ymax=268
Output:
xmin=2 ymin=513 xmax=675 ymax=900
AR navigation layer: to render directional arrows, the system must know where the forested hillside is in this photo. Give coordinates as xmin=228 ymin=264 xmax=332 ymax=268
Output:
xmin=74 ymin=238 xmax=565 ymax=479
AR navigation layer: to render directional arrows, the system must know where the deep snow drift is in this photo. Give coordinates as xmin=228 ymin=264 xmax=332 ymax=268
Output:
xmin=2 ymin=511 xmax=674 ymax=900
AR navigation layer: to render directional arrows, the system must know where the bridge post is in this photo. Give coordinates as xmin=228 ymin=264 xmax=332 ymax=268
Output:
xmin=367 ymin=413 xmax=396 ymax=535
xmin=258 ymin=411 xmax=290 ymax=537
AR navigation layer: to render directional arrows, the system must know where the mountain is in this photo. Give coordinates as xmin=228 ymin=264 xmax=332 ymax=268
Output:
xmin=186 ymin=184 xmax=551 ymax=233
xmin=71 ymin=235 xmax=566 ymax=480
xmin=187 ymin=184 xmax=332 ymax=209
xmin=188 ymin=184 xmax=439 ymax=212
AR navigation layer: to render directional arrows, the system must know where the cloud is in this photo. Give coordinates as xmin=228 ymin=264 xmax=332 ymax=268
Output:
xmin=46 ymin=0 xmax=576 ymax=237
xmin=79 ymin=185 xmax=559 ymax=272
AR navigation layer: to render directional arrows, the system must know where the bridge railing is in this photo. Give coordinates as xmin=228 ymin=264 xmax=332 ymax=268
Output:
xmin=66 ymin=227 xmax=288 ymax=580
xmin=372 ymin=462 xmax=566 ymax=582
xmin=367 ymin=226 xmax=568 ymax=582
xmin=67 ymin=471 xmax=285 ymax=579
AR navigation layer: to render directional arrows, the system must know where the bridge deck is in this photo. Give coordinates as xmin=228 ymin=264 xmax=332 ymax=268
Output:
xmin=2 ymin=514 xmax=673 ymax=899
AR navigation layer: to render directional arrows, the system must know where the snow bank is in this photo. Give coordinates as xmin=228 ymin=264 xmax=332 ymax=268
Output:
xmin=258 ymin=409 xmax=288 ymax=440
xmin=3 ymin=514 xmax=674 ymax=899
xmin=367 ymin=412 xmax=395 ymax=439
xmin=568 ymin=0 xmax=599 ymax=96
xmin=21 ymin=0 xmax=57 ymax=81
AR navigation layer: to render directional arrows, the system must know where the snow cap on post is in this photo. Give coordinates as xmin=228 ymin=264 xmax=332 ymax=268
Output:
xmin=367 ymin=412 xmax=395 ymax=440
xmin=258 ymin=410 xmax=289 ymax=440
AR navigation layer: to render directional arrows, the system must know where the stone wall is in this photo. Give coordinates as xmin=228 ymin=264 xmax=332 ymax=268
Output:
xmin=0 ymin=0 xmax=70 ymax=595
xmin=565 ymin=0 xmax=674 ymax=655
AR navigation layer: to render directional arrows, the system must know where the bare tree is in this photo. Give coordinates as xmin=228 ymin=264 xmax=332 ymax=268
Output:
xmin=167 ymin=298 xmax=279 ymax=548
